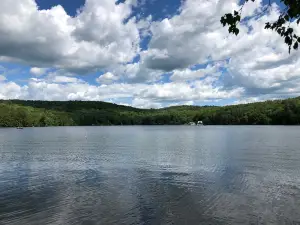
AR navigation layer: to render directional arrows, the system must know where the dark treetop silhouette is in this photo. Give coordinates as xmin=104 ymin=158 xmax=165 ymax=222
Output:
xmin=221 ymin=0 xmax=300 ymax=53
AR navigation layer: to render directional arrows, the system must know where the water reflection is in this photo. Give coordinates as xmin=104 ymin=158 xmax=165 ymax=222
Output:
xmin=0 ymin=126 xmax=300 ymax=224
xmin=0 ymin=167 xmax=226 ymax=224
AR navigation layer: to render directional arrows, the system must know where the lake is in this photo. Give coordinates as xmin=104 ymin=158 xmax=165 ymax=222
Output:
xmin=0 ymin=126 xmax=300 ymax=225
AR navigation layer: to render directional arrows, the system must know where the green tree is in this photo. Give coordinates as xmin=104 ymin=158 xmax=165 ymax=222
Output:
xmin=0 ymin=98 xmax=300 ymax=127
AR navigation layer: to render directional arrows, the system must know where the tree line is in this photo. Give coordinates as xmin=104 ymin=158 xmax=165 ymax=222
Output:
xmin=0 ymin=97 xmax=300 ymax=127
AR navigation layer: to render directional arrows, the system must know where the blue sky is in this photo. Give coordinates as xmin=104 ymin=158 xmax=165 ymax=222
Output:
xmin=0 ymin=0 xmax=299 ymax=108
xmin=36 ymin=0 xmax=85 ymax=16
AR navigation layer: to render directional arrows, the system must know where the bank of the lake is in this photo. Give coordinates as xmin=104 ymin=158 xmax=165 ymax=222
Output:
xmin=0 ymin=97 xmax=300 ymax=127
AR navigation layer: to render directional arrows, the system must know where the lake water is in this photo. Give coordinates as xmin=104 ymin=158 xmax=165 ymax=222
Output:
xmin=0 ymin=126 xmax=300 ymax=225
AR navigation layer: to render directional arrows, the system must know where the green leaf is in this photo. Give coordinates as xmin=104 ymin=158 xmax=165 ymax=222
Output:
xmin=294 ymin=42 xmax=298 ymax=50
xmin=234 ymin=28 xmax=240 ymax=35
xmin=284 ymin=15 xmax=289 ymax=21
xmin=287 ymin=28 xmax=293 ymax=34
xmin=265 ymin=23 xmax=271 ymax=29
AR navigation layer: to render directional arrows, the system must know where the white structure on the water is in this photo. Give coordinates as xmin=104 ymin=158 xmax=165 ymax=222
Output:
xmin=188 ymin=121 xmax=204 ymax=126
xmin=197 ymin=121 xmax=203 ymax=125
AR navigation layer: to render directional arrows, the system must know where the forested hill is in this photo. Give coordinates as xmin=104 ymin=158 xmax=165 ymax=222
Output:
xmin=0 ymin=97 xmax=300 ymax=127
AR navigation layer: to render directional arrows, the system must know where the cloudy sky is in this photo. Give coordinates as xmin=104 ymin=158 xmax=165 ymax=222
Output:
xmin=0 ymin=0 xmax=299 ymax=108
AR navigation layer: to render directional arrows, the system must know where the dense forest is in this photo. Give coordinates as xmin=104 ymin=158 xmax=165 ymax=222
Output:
xmin=0 ymin=97 xmax=300 ymax=127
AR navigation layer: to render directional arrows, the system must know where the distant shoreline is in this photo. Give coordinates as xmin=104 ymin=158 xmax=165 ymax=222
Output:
xmin=1 ymin=124 xmax=300 ymax=129
xmin=0 ymin=97 xmax=300 ymax=127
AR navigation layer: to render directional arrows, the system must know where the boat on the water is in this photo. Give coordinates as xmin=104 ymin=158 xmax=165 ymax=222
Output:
xmin=16 ymin=127 xmax=23 ymax=130
xmin=197 ymin=121 xmax=204 ymax=126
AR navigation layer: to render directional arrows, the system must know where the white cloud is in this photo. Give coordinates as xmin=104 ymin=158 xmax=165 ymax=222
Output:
xmin=144 ymin=0 xmax=269 ymax=72
xmin=137 ymin=15 xmax=153 ymax=37
xmin=142 ymin=0 xmax=300 ymax=100
xmin=137 ymin=78 xmax=243 ymax=102
xmin=109 ymin=61 xmax=163 ymax=83
xmin=0 ymin=0 xmax=140 ymax=74
xmin=29 ymin=77 xmax=43 ymax=82
xmin=0 ymin=81 xmax=26 ymax=99
xmin=167 ymin=100 xmax=194 ymax=107
xmin=52 ymin=76 xmax=84 ymax=83
xmin=132 ymin=98 xmax=162 ymax=109
xmin=30 ymin=67 xmax=48 ymax=76
xmin=143 ymin=0 xmax=238 ymax=71
xmin=0 ymin=0 xmax=300 ymax=105
xmin=42 ymin=70 xmax=86 ymax=84
xmin=0 ymin=75 xmax=243 ymax=107
xmin=171 ymin=63 xmax=223 ymax=82
xmin=96 ymin=72 xmax=118 ymax=84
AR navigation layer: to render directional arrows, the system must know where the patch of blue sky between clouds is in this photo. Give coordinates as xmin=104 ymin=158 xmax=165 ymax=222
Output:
xmin=36 ymin=0 xmax=86 ymax=16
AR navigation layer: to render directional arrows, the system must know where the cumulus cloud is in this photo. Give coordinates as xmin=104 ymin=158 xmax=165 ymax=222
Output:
xmin=143 ymin=0 xmax=300 ymax=100
xmin=132 ymin=98 xmax=162 ymax=109
xmin=144 ymin=0 xmax=262 ymax=72
xmin=108 ymin=60 xmax=163 ymax=83
xmin=52 ymin=76 xmax=85 ymax=84
xmin=0 ymin=0 xmax=140 ymax=73
xmin=0 ymin=0 xmax=300 ymax=106
xmin=30 ymin=67 xmax=48 ymax=76
xmin=96 ymin=72 xmax=118 ymax=84
xmin=167 ymin=100 xmax=195 ymax=107
xmin=171 ymin=63 xmax=224 ymax=82
xmin=0 ymin=81 xmax=25 ymax=99
xmin=0 ymin=75 xmax=242 ymax=107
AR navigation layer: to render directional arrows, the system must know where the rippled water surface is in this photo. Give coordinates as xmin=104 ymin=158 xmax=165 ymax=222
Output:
xmin=1 ymin=126 xmax=300 ymax=224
